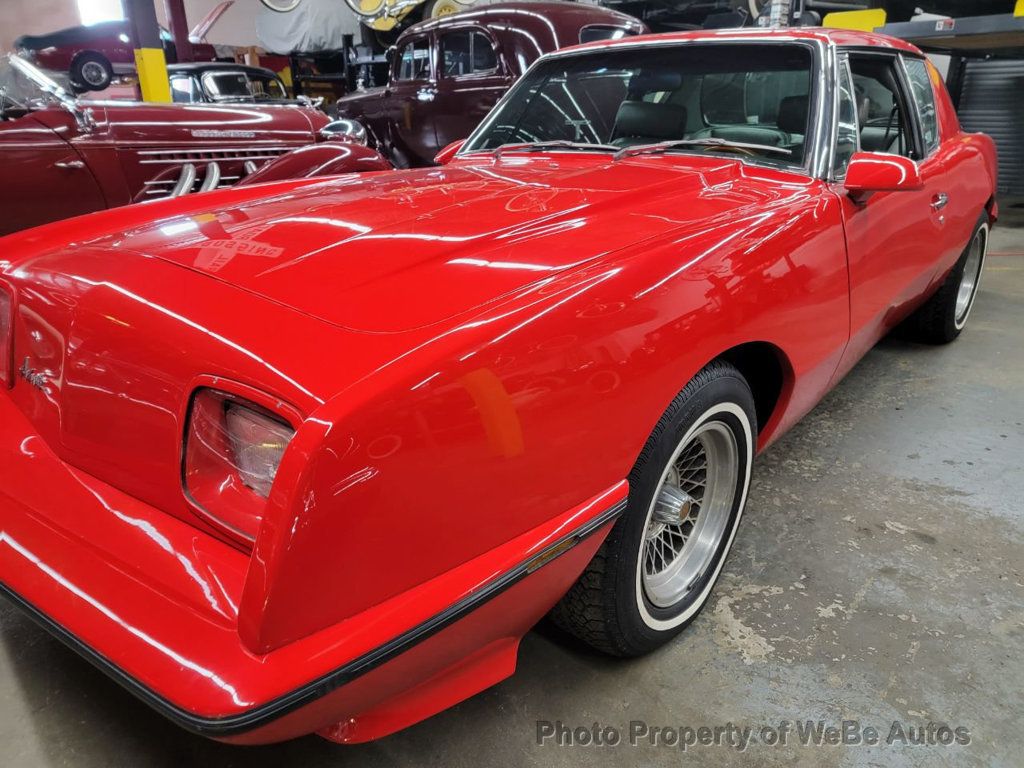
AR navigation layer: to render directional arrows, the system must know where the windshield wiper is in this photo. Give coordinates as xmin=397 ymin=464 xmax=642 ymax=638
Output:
xmin=614 ymin=138 xmax=792 ymax=160
xmin=492 ymin=140 xmax=619 ymax=158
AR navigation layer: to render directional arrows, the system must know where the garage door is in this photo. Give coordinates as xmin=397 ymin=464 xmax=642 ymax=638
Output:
xmin=956 ymin=58 xmax=1024 ymax=197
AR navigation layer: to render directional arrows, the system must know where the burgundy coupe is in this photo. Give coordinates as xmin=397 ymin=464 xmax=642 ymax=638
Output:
xmin=0 ymin=55 xmax=390 ymax=236
xmin=0 ymin=29 xmax=996 ymax=744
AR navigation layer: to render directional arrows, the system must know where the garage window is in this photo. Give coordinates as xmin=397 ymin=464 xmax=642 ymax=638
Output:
xmin=441 ymin=30 xmax=497 ymax=77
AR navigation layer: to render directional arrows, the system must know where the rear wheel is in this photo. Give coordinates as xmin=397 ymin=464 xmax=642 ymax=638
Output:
xmin=904 ymin=214 xmax=989 ymax=344
xmin=550 ymin=361 xmax=756 ymax=657
xmin=70 ymin=51 xmax=112 ymax=91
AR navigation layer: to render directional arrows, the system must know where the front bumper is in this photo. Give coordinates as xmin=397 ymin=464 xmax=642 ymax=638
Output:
xmin=0 ymin=392 xmax=624 ymax=743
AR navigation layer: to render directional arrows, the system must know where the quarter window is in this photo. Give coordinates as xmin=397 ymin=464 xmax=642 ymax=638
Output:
xmin=396 ymin=39 xmax=430 ymax=81
xmin=169 ymin=75 xmax=198 ymax=103
xmin=441 ymin=30 xmax=497 ymax=77
xmin=834 ymin=58 xmax=860 ymax=177
xmin=904 ymin=57 xmax=940 ymax=153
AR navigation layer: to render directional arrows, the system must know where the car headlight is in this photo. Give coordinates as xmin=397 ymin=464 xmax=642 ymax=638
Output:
xmin=319 ymin=118 xmax=368 ymax=146
xmin=0 ymin=283 xmax=13 ymax=389
xmin=184 ymin=388 xmax=296 ymax=543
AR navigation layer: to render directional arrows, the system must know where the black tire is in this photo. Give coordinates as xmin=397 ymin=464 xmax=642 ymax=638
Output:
xmin=70 ymin=51 xmax=112 ymax=92
xmin=904 ymin=213 xmax=990 ymax=344
xmin=550 ymin=361 xmax=756 ymax=657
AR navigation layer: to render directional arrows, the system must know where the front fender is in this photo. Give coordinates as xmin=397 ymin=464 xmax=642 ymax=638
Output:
xmin=238 ymin=142 xmax=392 ymax=186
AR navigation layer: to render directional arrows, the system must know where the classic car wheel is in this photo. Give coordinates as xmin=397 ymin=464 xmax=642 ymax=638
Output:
xmin=71 ymin=52 xmax=112 ymax=91
xmin=905 ymin=214 xmax=989 ymax=344
xmin=551 ymin=361 xmax=755 ymax=656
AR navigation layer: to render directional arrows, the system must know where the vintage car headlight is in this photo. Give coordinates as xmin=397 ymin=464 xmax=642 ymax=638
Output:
xmin=184 ymin=388 xmax=295 ymax=543
xmin=319 ymin=118 xmax=368 ymax=146
xmin=0 ymin=283 xmax=12 ymax=388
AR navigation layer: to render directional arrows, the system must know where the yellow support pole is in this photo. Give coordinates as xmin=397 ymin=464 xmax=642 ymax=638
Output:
xmin=126 ymin=0 xmax=171 ymax=103
xmin=1015 ymin=0 xmax=1024 ymax=17
xmin=823 ymin=8 xmax=887 ymax=31
xmin=135 ymin=47 xmax=172 ymax=103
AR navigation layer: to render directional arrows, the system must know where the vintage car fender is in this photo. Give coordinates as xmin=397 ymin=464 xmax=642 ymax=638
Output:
xmin=238 ymin=142 xmax=392 ymax=186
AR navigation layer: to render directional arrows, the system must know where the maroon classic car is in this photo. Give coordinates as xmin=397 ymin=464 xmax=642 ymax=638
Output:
xmin=335 ymin=1 xmax=647 ymax=167
xmin=13 ymin=2 xmax=232 ymax=91
xmin=0 ymin=55 xmax=390 ymax=236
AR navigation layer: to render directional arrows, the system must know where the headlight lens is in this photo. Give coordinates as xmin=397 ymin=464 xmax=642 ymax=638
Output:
xmin=0 ymin=285 xmax=12 ymax=388
xmin=185 ymin=388 xmax=295 ymax=543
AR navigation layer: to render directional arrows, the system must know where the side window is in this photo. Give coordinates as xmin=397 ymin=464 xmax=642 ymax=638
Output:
xmin=441 ymin=30 xmax=497 ymax=77
xmin=396 ymin=39 xmax=430 ymax=81
xmin=169 ymin=76 xmax=197 ymax=103
xmin=848 ymin=54 xmax=917 ymax=160
xmin=834 ymin=58 xmax=860 ymax=178
xmin=579 ymin=26 xmax=634 ymax=44
xmin=903 ymin=57 xmax=940 ymax=154
xmin=472 ymin=32 xmax=497 ymax=73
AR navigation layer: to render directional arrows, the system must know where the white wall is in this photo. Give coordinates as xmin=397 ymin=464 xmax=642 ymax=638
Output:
xmin=1 ymin=0 xmax=81 ymax=54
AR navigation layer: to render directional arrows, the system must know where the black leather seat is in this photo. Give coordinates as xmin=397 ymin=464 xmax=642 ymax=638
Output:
xmin=611 ymin=101 xmax=688 ymax=147
xmin=777 ymin=95 xmax=809 ymax=137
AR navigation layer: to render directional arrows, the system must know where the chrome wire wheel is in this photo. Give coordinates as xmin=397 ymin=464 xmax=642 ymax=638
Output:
xmin=80 ymin=61 xmax=106 ymax=87
xmin=955 ymin=226 xmax=987 ymax=328
xmin=641 ymin=420 xmax=738 ymax=609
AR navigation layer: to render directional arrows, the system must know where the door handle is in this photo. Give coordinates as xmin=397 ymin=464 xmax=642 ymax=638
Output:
xmin=931 ymin=192 xmax=949 ymax=211
xmin=54 ymin=159 xmax=85 ymax=170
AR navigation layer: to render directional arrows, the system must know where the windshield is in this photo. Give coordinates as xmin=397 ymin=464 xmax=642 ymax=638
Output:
xmin=202 ymin=71 xmax=288 ymax=102
xmin=463 ymin=43 xmax=815 ymax=168
xmin=0 ymin=55 xmax=71 ymax=115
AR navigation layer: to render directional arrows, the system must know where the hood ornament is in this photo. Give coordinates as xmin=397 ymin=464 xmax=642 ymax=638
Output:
xmin=19 ymin=358 xmax=48 ymax=390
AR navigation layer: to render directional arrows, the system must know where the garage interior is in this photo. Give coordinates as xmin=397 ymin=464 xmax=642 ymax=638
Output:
xmin=0 ymin=1 xmax=1022 ymax=766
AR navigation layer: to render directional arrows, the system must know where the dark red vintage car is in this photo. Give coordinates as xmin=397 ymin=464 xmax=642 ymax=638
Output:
xmin=0 ymin=55 xmax=390 ymax=236
xmin=0 ymin=29 xmax=996 ymax=744
xmin=13 ymin=2 xmax=232 ymax=91
xmin=335 ymin=1 xmax=647 ymax=166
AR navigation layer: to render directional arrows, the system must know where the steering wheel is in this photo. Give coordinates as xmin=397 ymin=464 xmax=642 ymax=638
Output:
xmin=259 ymin=0 xmax=302 ymax=12
xmin=702 ymin=143 xmax=759 ymax=157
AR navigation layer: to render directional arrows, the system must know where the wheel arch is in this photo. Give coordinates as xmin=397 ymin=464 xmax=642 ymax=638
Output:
xmin=712 ymin=340 xmax=794 ymax=451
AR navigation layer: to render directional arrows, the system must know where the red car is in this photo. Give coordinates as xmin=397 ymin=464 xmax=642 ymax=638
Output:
xmin=335 ymin=1 xmax=647 ymax=166
xmin=0 ymin=28 xmax=996 ymax=744
xmin=0 ymin=55 xmax=389 ymax=236
xmin=13 ymin=2 xmax=233 ymax=91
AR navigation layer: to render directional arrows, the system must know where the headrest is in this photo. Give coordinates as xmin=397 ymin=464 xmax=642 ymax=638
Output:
xmin=778 ymin=95 xmax=809 ymax=135
xmin=612 ymin=101 xmax=688 ymax=141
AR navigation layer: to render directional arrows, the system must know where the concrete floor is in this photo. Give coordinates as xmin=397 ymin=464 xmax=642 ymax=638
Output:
xmin=2 ymin=222 xmax=1022 ymax=768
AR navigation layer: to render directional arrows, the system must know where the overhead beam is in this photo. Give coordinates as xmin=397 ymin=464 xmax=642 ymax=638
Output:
xmin=164 ymin=0 xmax=195 ymax=63
xmin=125 ymin=0 xmax=171 ymax=102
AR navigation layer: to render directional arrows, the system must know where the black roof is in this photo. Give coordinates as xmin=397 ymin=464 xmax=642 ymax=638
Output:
xmin=166 ymin=62 xmax=281 ymax=79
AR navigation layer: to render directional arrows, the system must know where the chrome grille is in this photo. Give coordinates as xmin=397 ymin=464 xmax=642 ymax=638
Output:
xmin=138 ymin=145 xmax=293 ymax=198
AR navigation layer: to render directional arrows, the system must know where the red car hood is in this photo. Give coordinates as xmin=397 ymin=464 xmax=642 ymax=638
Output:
xmin=100 ymin=156 xmax=807 ymax=333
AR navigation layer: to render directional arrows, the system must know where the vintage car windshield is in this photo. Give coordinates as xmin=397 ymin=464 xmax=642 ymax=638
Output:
xmin=202 ymin=71 xmax=288 ymax=102
xmin=463 ymin=43 xmax=815 ymax=169
xmin=0 ymin=55 xmax=72 ymax=115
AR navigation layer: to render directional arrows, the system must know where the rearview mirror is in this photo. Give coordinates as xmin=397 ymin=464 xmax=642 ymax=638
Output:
xmin=844 ymin=152 xmax=923 ymax=204
xmin=434 ymin=139 xmax=466 ymax=166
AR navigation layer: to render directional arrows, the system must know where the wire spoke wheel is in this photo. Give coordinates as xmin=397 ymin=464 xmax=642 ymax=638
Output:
xmin=641 ymin=420 xmax=738 ymax=609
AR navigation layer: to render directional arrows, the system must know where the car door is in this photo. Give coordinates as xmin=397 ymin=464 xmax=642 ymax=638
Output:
xmin=432 ymin=27 xmax=513 ymax=151
xmin=0 ymin=108 xmax=106 ymax=236
xmin=383 ymin=34 xmax=439 ymax=167
xmin=831 ymin=50 xmax=953 ymax=376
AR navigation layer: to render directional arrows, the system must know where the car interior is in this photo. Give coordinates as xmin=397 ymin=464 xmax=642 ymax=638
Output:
xmin=471 ymin=44 xmax=814 ymax=166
